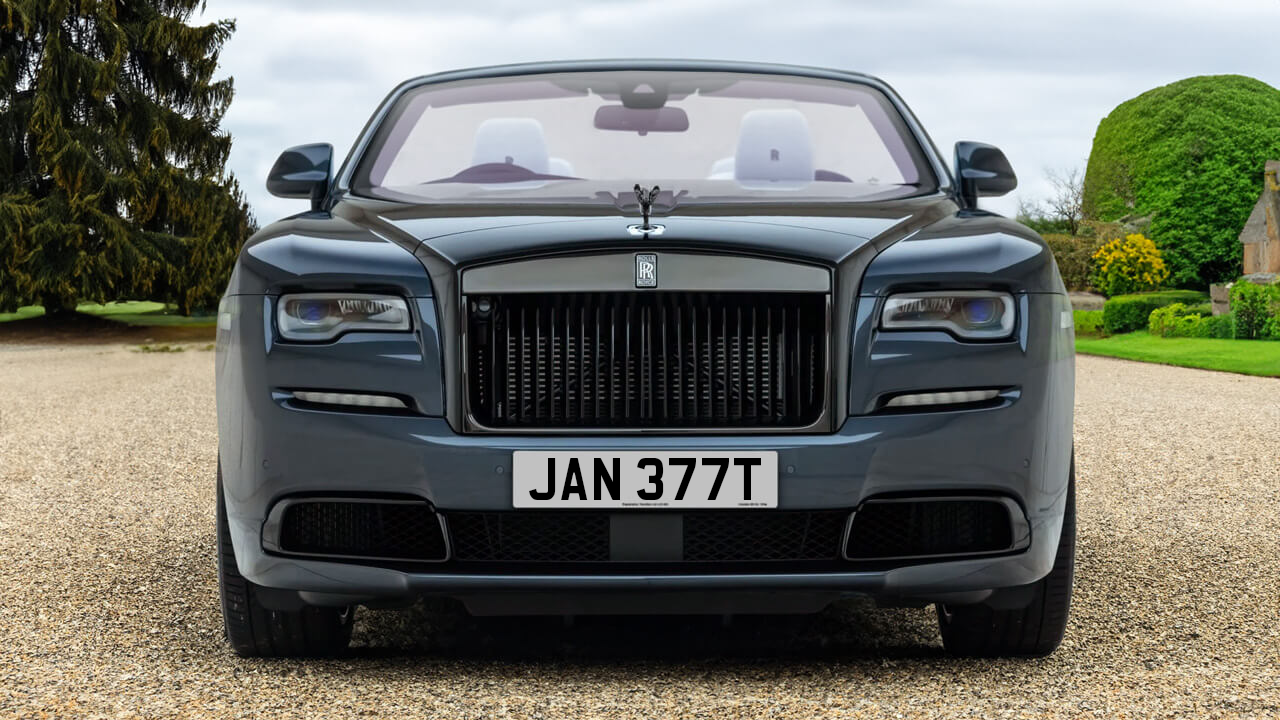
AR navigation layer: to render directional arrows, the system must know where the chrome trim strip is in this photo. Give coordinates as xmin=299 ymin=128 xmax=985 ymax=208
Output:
xmin=462 ymin=252 xmax=831 ymax=294
xmin=841 ymin=496 xmax=1030 ymax=562
xmin=262 ymin=497 xmax=451 ymax=564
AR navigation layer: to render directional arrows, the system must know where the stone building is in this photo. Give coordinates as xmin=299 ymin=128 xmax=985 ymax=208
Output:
xmin=1240 ymin=160 xmax=1280 ymax=276
xmin=1212 ymin=161 xmax=1280 ymax=314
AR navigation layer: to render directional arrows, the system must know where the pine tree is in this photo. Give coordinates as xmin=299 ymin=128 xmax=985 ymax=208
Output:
xmin=0 ymin=0 xmax=254 ymax=315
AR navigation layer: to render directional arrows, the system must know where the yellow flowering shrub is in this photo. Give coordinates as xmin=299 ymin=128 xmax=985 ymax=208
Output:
xmin=1090 ymin=233 xmax=1169 ymax=297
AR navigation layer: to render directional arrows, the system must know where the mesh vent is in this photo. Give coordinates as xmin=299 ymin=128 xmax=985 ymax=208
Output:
xmin=466 ymin=291 xmax=828 ymax=429
xmin=845 ymin=499 xmax=1014 ymax=560
xmin=683 ymin=511 xmax=847 ymax=561
xmin=449 ymin=512 xmax=611 ymax=562
xmin=277 ymin=500 xmax=447 ymax=562
xmin=448 ymin=511 xmax=848 ymax=563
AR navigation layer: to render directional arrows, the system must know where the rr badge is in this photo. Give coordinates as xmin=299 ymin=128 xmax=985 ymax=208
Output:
xmin=635 ymin=253 xmax=657 ymax=288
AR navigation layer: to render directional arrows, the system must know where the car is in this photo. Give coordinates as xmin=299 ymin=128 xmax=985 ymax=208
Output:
xmin=215 ymin=60 xmax=1076 ymax=658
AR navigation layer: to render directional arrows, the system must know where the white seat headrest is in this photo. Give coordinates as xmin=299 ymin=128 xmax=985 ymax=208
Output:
xmin=733 ymin=109 xmax=814 ymax=183
xmin=471 ymin=118 xmax=550 ymax=174
xmin=547 ymin=157 xmax=575 ymax=177
xmin=708 ymin=156 xmax=735 ymax=179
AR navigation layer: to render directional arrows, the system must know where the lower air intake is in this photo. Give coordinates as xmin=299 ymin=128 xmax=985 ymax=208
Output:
xmin=844 ymin=498 xmax=1017 ymax=561
xmin=448 ymin=511 xmax=849 ymax=563
xmin=276 ymin=499 xmax=447 ymax=562
xmin=683 ymin=511 xmax=847 ymax=562
xmin=449 ymin=512 xmax=611 ymax=563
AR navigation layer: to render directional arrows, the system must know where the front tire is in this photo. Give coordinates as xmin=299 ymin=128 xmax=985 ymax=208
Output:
xmin=217 ymin=464 xmax=353 ymax=657
xmin=936 ymin=457 xmax=1076 ymax=657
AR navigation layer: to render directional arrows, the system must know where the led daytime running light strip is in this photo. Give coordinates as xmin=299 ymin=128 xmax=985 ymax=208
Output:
xmin=884 ymin=389 xmax=1000 ymax=408
xmin=292 ymin=391 xmax=408 ymax=409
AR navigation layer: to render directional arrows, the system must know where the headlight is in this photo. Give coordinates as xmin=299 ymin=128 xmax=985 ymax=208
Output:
xmin=880 ymin=291 xmax=1015 ymax=339
xmin=277 ymin=293 xmax=410 ymax=341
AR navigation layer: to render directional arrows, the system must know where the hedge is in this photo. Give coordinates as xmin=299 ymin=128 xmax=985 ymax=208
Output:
xmin=1102 ymin=290 xmax=1208 ymax=334
xmin=1074 ymin=309 xmax=1105 ymax=336
xmin=1229 ymin=281 xmax=1280 ymax=339
xmin=1202 ymin=314 xmax=1237 ymax=339
xmin=1148 ymin=303 xmax=1235 ymax=338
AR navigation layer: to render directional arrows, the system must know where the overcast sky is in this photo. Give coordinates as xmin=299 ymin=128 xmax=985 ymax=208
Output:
xmin=204 ymin=0 xmax=1280 ymax=224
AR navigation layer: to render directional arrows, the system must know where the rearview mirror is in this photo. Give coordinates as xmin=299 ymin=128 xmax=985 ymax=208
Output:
xmin=593 ymin=105 xmax=689 ymax=135
xmin=267 ymin=143 xmax=333 ymax=211
xmin=954 ymin=141 xmax=1016 ymax=208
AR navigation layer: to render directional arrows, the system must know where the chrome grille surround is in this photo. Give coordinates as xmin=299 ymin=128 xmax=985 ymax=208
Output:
xmin=459 ymin=252 xmax=833 ymax=433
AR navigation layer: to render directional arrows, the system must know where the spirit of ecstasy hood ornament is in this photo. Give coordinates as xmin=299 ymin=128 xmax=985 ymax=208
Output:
xmin=631 ymin=184 xmax=663 ymax=235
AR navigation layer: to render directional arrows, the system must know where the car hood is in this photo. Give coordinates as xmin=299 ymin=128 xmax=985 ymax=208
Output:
xmin=332 ymin=194 xmax=958 ymax=268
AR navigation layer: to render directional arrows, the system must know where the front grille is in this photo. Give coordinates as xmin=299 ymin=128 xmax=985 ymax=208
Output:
xmin=465 ymin=291 xmax=828 ymax=429
xmin=277 ymin=500 xmax=447 ymax=562
xmin=448 ymin=511 xmax=848 ymax=563
xmin=844 ymin=499 xmax=1015 ymax=560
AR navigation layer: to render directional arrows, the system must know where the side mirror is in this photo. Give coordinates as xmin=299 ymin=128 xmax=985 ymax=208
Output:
xmin=954 ymin=141 xmax=1016 ymax=208
xmin=267 ymin=143 xmax=333 ymax=211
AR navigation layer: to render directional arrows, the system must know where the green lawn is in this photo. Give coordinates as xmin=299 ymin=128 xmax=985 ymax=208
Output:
xmin=0 ymin=301 xmax=215 ymax=327
xmin=1076 ymin=331 xmax=1280 ymax=377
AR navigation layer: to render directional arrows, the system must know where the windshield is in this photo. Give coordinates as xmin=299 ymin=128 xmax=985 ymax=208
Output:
xmin=352 ymin=70 xmax=937 ymax=207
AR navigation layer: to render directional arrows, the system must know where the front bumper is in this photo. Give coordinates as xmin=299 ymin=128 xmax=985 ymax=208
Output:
xmin=216 ymin=292 xmax=1074 ymax=610
xmin=219 ymin=403 xmax=1068 ymax=607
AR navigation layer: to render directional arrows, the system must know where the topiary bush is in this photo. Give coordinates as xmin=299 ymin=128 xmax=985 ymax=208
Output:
xmin=1082 ymin=75 xmax=1280 ymax=287
xmin=1103 ymin=289 xmax=1209 ymax=334
xmin=1229 ymin=281 xmax=1280 ymax=339
xmin=1090 ymin=233 xmax=1169 ymax=297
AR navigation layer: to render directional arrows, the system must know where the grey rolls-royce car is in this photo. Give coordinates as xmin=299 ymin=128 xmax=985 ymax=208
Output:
xmin=215 ymin=60 xmax=1075 ymax=658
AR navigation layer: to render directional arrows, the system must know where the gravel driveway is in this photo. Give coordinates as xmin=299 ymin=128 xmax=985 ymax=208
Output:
xmin=1 ymin=344 xmax=1277 ymax=718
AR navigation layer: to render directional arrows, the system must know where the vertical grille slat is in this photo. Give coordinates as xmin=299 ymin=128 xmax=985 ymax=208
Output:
xmin=690 ymin=302 xmax=699 ymax=424
xmin=578 ymin=305 xmax=586 ymax=422
xmin=624 ymin=304 xmax=632 ymax=420
xmin=661 ymin=304 xmax=669 ymax=422
xmin=594 ymin=305 xmax=602 ymax=421
xmin=468 ymin=292 xmax=826 ymax=429
xmin=764 ymin=307 xmax=773 ymax=422
xmin=706 ymin=303 xmax=716 ymax=420
xmin=534 ymin=308 xmax=543 ymax=421
xmin=734 ymin=306 xmax=744 ymax=423
xmin=504 ymin=306 xmax=513 ymax=423
xmin=747 ymin=304 xmax=752 ymax=417
xmin=721 ymin=306 xmax=730 ymax=421
xmin=520 ymin=308 xmax=531 ymax=421
xmin=609 ymin=305 xmax=618 ymax=419
xmin=489 ymin=302 xmax=499 ymax=420
xmin=676 ymin=305 xmax=685 ymax=421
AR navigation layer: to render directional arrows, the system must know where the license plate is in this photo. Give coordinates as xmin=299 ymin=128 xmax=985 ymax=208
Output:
xmin=512 ymin=451 xmax=778 ymax=509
